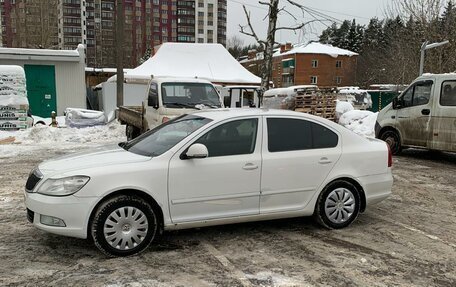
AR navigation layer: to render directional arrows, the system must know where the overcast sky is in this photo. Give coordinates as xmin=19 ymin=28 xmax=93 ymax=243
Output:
xmin=227 ymin=0 xmax=393 ymax=45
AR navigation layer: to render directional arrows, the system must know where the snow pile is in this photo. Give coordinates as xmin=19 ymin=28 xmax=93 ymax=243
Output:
xmin=339 ymin=110 xmax=378 ymax=137
xmin=65 ymin=108 xmax=106 ymax=127
xmin=335 ymin=100 xmax=354 ymax=119
xmin=0 ymin=65 xmax=28 ymax=107
xmin=0 ymin=121 xmax=126 ymax=158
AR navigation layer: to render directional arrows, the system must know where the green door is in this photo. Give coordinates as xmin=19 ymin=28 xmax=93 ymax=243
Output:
xmin=24 ymin=65 xmax=57 ymax=117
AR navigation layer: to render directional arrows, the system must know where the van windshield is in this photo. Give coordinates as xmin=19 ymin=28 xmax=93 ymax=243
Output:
xmin=123 ymin=114 xmax=212 ymax=157
xmin=162 ymin=83 xmax=221 ymax=108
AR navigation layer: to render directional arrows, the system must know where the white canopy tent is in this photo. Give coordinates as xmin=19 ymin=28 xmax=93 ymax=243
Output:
xmin=125 ymin=43 xmax=261 ymax=85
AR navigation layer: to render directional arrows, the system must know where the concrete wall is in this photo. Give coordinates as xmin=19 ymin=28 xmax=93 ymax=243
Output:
xmin=0 ymin=45 xmax=86 ymax=115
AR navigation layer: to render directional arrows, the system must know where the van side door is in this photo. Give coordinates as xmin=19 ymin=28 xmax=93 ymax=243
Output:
xmin=396 ymin=80 xmax=434 ymax=147
xmin=429 ymin=80 xmax=456 ymax=151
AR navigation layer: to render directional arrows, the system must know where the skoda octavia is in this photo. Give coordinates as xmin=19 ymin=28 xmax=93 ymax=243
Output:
xmin=25 ymin=109 xmax=393 ymax=256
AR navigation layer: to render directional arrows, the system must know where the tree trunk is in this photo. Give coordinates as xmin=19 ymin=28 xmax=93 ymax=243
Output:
xmin=260 ymin=0 xmax=280 ymax=92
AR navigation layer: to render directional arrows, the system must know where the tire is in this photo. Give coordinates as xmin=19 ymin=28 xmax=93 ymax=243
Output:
xmin=126 ymin=125 xmax=141 ymax=141
xmin=314 ymin=180 xmax=360 ymax=229
xmin=91 ymin=195 xmax=158 ymax=257
xmin=380 ymin=130 xmax=402 ymax=155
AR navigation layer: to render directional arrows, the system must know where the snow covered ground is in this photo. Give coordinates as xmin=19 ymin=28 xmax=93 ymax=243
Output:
xmin=0 ymin=121 xmax=126 ymax=158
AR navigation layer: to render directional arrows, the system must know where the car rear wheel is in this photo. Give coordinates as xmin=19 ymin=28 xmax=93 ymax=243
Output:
xmin=380 ymin=130 xmax=402 ymax=155
xmin=91 ymin=195 xmax=157 ymax=257
xmin=314 ymin=180 xmax=360 ymax=229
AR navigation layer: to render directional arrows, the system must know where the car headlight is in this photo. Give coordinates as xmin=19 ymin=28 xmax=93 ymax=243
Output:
xmin=36 ymin=176 xmax=90 ymax=196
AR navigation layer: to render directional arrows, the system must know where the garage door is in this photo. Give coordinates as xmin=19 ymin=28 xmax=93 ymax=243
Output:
xmin=24 ymin=65 xmax=57 ymax=117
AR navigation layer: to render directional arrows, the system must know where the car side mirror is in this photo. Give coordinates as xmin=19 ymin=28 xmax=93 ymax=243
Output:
xmin=148 ymin=94 xmax=158 ymax=109
xmin=183 ymin=143 xmax=209 ymax=159
xmin=392 ymin=98 xmax=401 ymax=109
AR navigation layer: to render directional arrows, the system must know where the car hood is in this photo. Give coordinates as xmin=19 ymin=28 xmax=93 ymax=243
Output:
xmin=39 ymin=144 xmax=151 ymax=174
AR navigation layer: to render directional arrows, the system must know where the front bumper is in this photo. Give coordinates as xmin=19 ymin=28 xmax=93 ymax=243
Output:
xmin=374 ymin=121 xmax=382 ymax=138
xmin=24 ymin=191 xmax=98 ymax=239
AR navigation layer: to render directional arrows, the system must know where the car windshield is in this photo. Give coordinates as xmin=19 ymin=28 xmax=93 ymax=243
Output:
xmin=162 ymin=83 xmax=222 ymax=108
xmin=123 ymin=114 xmax=212 ymax=157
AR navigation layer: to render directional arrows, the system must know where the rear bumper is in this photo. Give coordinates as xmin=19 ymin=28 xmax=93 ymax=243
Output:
xmin=357 ymin=171 xmax=393 ymax=207
xmin=24 ymin=191 xmax=97 ymax=239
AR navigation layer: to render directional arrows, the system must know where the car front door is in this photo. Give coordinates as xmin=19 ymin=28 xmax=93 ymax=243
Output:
xmin=396 ymin=80 xmax=434 ymax=147
xmin=168 ymin=117 xmax=262 ymax=223
xmin=260 ymin=117 xmax=341 ymax=213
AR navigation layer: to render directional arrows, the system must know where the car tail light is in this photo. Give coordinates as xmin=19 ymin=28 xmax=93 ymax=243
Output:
xmin=162 ymin=117 xmax=170 ymax=123
xmin=386 ymin=143 xmax=393 ymax=167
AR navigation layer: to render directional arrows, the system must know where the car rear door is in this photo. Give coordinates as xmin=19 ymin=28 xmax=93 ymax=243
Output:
xmin=260 ymin=116 xmax=342 ymax=214
xmin=168 ymin=117 xmax=262 ymax=223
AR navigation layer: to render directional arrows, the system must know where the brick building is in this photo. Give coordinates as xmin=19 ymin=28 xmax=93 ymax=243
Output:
xmin=1 ymin=0 xmax=227 ymax=67
xmin=241 ymin=42 xmax=358 ymax=88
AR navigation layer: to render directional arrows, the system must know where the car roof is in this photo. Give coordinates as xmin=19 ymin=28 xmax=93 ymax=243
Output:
xmin=192 ymin=108 xmax=332 ymax=123
xmin=152 ymin=77 xmax=212 ymax=84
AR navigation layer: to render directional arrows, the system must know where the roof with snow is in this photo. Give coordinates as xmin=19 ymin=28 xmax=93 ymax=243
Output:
xmin=277 ymin=42 xmax=358 ymax=58
xmin=127 ymin=43 xmax=261 ymax=85
xmin=0 ymin=44 xmax=84 ymax=62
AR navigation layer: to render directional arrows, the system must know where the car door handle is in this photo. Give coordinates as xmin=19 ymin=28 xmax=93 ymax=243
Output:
xmin=319 ymin=157 xmax=332 ymax=165
xmin=243 ymin=163 xmax=258 ymax=170
xmin=421 ymin=109 xmax=430 ymax=115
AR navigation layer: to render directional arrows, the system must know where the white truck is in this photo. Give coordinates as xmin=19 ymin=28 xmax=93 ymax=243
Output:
xmin=118 ymin=77 xmax=223 ymax=140
xmin=375 ymin=73 xmax=456 ymax=154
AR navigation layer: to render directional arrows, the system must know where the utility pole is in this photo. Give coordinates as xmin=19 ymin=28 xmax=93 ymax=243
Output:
xmin=116 ymin=0 xmax=124 ymax=107
xmin=419 ymin=40 xmax=449 ymax=76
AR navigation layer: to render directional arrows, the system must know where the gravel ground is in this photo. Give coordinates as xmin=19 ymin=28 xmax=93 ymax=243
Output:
xmin=0 ymin=144 xmax=455 ymax=287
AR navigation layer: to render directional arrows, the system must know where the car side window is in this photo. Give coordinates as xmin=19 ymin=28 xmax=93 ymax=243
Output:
xmin=399 ymin=81 xmax=432 ymax=108
xmin=440 ymin=80 xmax=456 ymax=106
xmin=413 ymin=81 xmax=432 ymax=106
xmin=195 ymin=118 xmax=258 ymax=157
xmin=267 ymin=118 xmax=338 ymax=152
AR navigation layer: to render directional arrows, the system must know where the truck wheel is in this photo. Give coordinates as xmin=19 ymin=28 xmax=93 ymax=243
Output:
xmin=91 ymin=195 xmax=158 ymax=257
xmin=380 ymin=130 xmax=402 ymax=155
xmin=126 ymin=125 xmax=140 ymax=141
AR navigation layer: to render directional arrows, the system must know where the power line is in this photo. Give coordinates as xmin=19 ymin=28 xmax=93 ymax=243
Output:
xmin=304 ymin=5 xmax=372 ymax=20
xmin=227 ymin=0 xmax=268 ymax=11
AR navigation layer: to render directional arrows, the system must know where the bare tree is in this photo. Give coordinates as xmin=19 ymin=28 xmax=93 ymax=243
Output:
xmin=227 ymin=35 xmax=245 ymax=59
xmin=239 ymin=0 xmax=310 ymax=91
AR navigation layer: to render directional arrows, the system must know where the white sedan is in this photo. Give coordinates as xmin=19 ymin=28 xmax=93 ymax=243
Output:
xmin=25 ymin=109 xmax=393 ymax=256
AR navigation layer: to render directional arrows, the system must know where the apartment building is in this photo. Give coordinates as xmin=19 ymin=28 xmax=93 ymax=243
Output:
xmin=0 ymin=0 xmax=59 ymax=49
xmin=1 ymin=0 xmax=227 ymax=67
xmin=177 ymin=0 xmax=226 ymax=45
xmin=241 ymin=42 xmax=358 ymax=88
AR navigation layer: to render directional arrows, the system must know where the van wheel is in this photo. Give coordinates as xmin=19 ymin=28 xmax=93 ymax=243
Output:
xmin=91 ymin=195 xmax=158 ymax=257
xmin=126 ymin=125 xmax=140 ymax=141
xmin=380 ymin=130 xmax=402 ymax=155
xmin=314 ymin=180 xmax=360 ymax=229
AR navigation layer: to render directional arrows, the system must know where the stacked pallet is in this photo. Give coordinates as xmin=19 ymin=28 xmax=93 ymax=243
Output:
xmin=294 ymin=93 xmax=337 ymax=121
xmin=0 ymin=65 xmax=29 ymax=131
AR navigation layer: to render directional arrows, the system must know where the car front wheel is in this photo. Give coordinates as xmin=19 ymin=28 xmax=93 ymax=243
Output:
xmin=314 ymin=180 xmax=360 ymax=229
xmin=91 ymin=195 xmax=158 ymax=257
xmin=380 ymin=130 xmax=402 ymax=155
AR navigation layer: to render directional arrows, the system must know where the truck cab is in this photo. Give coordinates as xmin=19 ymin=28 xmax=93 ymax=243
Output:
xmin=145 ymin=77 xmax=222 ymax=126
xmin=375 ymin=73 xmax=456 ymax=154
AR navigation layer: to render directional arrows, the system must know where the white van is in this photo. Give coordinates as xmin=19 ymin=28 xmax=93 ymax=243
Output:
xmin=375 ymin=73 xmax=456 ymax=154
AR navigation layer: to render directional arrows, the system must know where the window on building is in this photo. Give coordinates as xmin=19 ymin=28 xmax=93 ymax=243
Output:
xmin=198 ymin=38 xmax=204 ymax=43
xmin=311 ymin=59 xmax=318 ymax=68
xmin=208 ymin=20 xmax=213 ymax=26
xmin=198 ymin=29 xmax=204 ymax=34
xmin=198 ymin=11 xmax=204 ymax=17
xmin=310 ymin=76 xmax=318 ymax=84
xmin=336 ymin=60 xmax=342 ymax=68
xmin=336 ymin=76 xmax=342 ymax=85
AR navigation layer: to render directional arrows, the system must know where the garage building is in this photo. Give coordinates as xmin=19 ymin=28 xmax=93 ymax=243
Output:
xmin=0 ymin=44 xmax=86 ymax=117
